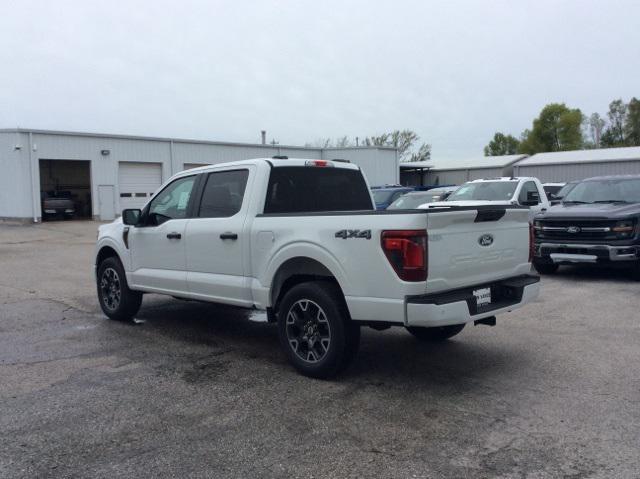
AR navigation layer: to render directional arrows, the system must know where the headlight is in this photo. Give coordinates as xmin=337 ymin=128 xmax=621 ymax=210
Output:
xmin=612 ymin=220 xmax=635 ymax=238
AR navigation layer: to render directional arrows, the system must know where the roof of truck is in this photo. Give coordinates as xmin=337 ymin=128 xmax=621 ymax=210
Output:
xmin=178 ymin=157 xmax=360 ymax=175
xmin=466 ymin=177 xmax=536 ymax=183
xmin=582 ymin=174 xmax=640 ymax=181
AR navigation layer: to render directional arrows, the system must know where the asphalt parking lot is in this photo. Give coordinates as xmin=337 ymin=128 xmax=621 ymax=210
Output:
xmin=1 ymin=220 xmax=639 ymax=478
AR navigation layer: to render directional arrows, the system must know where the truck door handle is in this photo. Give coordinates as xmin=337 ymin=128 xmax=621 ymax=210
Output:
xmin=166 ymin=232 xmax=182 ymax=240
xmin=220 ymin=232 xmax=238 ymax=240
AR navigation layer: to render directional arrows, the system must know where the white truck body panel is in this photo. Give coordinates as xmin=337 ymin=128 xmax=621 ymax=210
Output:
xmin=96 ymin=159 xmax=539 ymax=327
xmin=421 ymin=177 xmax=550 ymax=220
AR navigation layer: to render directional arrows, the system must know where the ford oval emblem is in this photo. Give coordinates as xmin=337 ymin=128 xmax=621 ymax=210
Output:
xmin=566 ymin=226 xmax=581 ymax=233
xmin=478 ymin=234 xmax=494 ymax=247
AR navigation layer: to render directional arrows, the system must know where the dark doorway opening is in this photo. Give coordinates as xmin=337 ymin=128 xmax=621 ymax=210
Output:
xmin=39 ymin=159 xmax=92 ymax=220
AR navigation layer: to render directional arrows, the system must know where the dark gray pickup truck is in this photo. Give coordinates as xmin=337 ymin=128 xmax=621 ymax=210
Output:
xmin=532 ymin=175 xmax=640 ymax=279
xmin=41 ymin=191 xmax=76 ymax=220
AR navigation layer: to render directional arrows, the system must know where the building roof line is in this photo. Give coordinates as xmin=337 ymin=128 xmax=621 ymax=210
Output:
xmin=427 ymin=154 xmax=528 ymax=171
xmin=514 ymin=146 xmax=640 ymax=166
xmin=0 ymin=128 xmax=396 ymax=151
xmin=514 ymin=156 xmax=640 ymax=168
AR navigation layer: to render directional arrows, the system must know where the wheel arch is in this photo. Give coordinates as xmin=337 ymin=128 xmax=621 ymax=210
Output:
xmin=270 ymin=256 xmax=349 ymax=317
xmin=96 ymin=245 xmax=121 ymax=269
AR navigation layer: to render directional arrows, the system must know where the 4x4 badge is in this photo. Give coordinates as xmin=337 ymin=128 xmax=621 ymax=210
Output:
xmin=335 ymin=229 xmax=371 ymax=240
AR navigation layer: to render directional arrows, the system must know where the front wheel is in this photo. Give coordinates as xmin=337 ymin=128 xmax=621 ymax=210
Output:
xmin=97 ymin=256 xmax=142 ymax=321
xmin=277 ymin=281 xmax=360 ymax=379
xmin=406 ymin=324 xmax=465 ymax=342
xmin=533 ymin=261 xmax=559 ymax=275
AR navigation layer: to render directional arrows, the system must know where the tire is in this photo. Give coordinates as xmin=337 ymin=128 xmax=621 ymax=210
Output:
xmin=277 ymin=281 xmax=360 ymax=379
xmin=533 ymin=261 xmax=559 ymax=275
xmin=406 ymin=323 xmax=465 ymax=342
xmin=97 ymin=256 xmax=142 ymax=321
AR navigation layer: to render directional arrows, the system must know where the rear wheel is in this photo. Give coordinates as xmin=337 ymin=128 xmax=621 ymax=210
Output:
xmin=406 ymin=324 xmax=465 ymax=342
xmin=533 ymin=261 xmax=559 ymax=275
xmin=97 ymin=256 xmax=142 ymax=321
xmin=277 ymin=281 xmax=359 ymax=379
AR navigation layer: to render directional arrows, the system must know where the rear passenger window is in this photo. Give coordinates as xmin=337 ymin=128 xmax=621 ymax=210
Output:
xmin=198 ymin=170 xmax=249 ymax=218
xmin=264 ymin=167 xmax=373 ymax=214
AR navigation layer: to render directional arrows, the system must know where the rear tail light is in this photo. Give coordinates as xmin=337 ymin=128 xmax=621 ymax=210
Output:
xmin=529 ymin=222 xmax=534 ymax=263
xmin=381 ymin=230 xmax=428 ymax=281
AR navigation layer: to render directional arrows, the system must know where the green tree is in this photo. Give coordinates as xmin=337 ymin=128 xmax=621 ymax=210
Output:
xmin=601 ymin=99 xmax=628 ymax=147
xmin=624 ymin=97 xmax=640 ymax=146
xmin=483 ymin=132 xmax=520 ymax=156
xmin=363 ymin=129 xmax=431 ymax=162
xmin=586 ymin=112 xmax=606 ymax=148
xmin=518 ymin=103 xmax=584 ymax=154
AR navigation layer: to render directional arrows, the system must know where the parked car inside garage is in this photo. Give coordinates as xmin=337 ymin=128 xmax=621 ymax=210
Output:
xmin=41 ymin=191 xmax=76 ymax=220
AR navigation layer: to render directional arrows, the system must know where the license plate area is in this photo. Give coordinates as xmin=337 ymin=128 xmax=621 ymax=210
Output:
xmin=473 ymin=287 xmax=492 ymax=308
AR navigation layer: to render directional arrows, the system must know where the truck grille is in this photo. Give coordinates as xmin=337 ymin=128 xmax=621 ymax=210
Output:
xmin=535 ymin=220 xmax=619 ymax=241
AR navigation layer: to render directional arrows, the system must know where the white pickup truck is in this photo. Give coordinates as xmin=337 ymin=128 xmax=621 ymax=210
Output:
xmin=95 ymin=158 xmax=540 ymax=378
xmin=421 ymin=177 xmax=550 ymax=218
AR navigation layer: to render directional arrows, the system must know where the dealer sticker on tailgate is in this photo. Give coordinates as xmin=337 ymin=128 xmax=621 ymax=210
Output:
xmin=473 ymin=287 xmax=492 ymax=307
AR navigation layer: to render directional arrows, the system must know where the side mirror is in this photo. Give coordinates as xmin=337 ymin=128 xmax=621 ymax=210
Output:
xmin=122 ymin=209 xmax=142 ymax=225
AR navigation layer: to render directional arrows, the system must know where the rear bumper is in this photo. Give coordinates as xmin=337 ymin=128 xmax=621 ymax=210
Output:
xmin=535 ymin=242 xmax=640 ymax=264
xmin=405 ymin=274 xmax=540 ymax=328
xmin=43 ymin=208 xmax=75 ymax=215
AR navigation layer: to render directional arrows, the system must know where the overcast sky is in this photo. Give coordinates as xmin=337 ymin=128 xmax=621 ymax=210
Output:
xmin=1 ymin=0 xmax=639 ymax=162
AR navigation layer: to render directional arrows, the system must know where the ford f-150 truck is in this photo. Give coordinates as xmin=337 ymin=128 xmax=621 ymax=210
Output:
xmin=95 ymin=158 xmax=540 ymax=378
xmin=420 ymin=177 xmax=549 ymax=219
xmin=533 ymin=175 xmax=640 ymax=279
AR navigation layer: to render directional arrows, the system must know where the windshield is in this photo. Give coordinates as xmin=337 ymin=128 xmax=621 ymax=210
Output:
xmin=446 ymin=181 xmax=518 ymax=201
xmin=372 ymin=190 xmax=398 ymax=204
xmin=563 ymin=178 xmax=640 ymax=203
xmin=388 ymin=193 xmax=438 ymax=209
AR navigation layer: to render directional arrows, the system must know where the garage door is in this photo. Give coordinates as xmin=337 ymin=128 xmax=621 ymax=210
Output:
xmin=118 ymin=162 xmax=163 ymax=210
xmin=183 ymin=163 xmax=210 ymax=171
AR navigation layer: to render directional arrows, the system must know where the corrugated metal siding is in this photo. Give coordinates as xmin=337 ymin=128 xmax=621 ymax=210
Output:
xmin=425 ymin=169 xmax=467 ymax=185
xmin=0 ymin=132 xmax=33 ymax=218
xmin=468 ymin=167 xmax=505 ymax=180
xmin=326 ymin=148 xmax=398 ymax=186
xmin=425 ymin=167 xmax=506 ymax=186
xmin=31 ymin=133 xmax=173 ymax=218
xmin=514 ymin=161 xmax=640 ymax=183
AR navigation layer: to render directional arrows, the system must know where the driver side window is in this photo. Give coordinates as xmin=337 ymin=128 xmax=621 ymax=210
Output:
xmin=147 ymin=175 xmax=196 ymax=225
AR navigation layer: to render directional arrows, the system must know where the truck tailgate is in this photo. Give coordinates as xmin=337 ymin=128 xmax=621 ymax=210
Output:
xmin=426 ymin=207 xmax=532 ymax=293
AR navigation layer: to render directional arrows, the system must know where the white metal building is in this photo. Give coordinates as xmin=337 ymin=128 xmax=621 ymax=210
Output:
xmin=513 ymin=146 xmax=640 ymax=182
xmin=0 ymin=129 xmax=398 ymax=222
xmin=421 ymin=154 xmax=527 ymax=185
